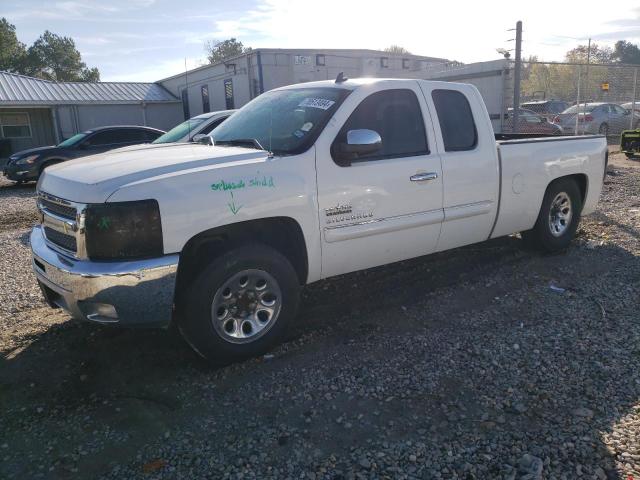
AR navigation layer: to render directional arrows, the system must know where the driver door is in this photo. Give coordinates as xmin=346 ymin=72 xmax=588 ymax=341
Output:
xmin=314 ymin=82 xmax=444 ymax=278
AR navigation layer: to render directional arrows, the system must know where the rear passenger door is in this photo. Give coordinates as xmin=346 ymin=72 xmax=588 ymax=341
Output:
xmin=314 ymin=82 xmax=444 ymax=277
xmin=420 ymin=85 xmax=500 ymax=251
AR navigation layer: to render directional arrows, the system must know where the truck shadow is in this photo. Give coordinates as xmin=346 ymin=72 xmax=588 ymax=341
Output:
xmin=1 ymin=235 xmax=638 ymax=479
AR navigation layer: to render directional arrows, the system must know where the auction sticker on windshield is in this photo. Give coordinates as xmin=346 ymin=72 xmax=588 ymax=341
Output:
xmin=298 ymin=98 xmax=336 ymax=110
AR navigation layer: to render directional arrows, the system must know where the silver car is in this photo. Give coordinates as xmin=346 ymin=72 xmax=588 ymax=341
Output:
xmin=152 ymin=110 xmax=236 ymax=144
xmin=553 ymin=102 xmax=640 ymax=135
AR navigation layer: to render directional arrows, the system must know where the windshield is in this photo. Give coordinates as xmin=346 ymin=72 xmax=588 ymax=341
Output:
xmin=57 ymin=132 xmax=89 ymax=148
xmin=211 ymin=87 xmax=350 ymax=155
xmin=562 ymin=104 xmax=599 ymax=114
xmin=152 ymin=117 xmax=208 ymax=144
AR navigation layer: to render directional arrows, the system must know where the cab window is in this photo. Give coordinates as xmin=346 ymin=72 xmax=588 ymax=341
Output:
xmin=331 ymin=89 xmax=428 ymax=164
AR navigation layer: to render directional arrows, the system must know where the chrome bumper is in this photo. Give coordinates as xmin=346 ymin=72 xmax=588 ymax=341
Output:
xmin=30 ymin=226 xmax=179 ymax=327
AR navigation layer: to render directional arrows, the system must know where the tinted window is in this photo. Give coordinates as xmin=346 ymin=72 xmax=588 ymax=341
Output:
xmin=85 ymin=130 xmax=118 ymax=146
xmin=113 ymin=129 xmax=148 ymax=144
xmin=431 ymin=89 xmax=477 ymax=151
xmin=332 ymin=89 xmax=428 ymax=163
xmin=200 ymin=116 xmax=228 ymax=135
xmin=144 ymin=130 xmax=162 ymax=141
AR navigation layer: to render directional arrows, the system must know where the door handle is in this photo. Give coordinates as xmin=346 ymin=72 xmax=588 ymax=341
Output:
xmin=410 ymin=172 xmax=438 ymax=182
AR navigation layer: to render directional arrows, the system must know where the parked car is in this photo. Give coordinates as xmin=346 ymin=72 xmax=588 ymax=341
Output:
xmin=521 ymin=100 xmax=570 ymax=120
xmin=621 ymin=102 xmax=640 ymax=114
xmin=31 ymin=78 xmax=607 ymax=364
xmin=152 ymin=110 xmax=236 ymax=144
xmin=503 ymin=108 xmax=563 ymax=135
xmin=553 ymin=102 xmax=640 ymax=135
xmin=3 ymin=125 xmax=164 ymax=183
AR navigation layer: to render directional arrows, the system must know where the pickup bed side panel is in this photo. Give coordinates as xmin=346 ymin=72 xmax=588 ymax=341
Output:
xmin=107 ymin=149 xmax=323 ymax=283
xmin=491 ymin=136 xmax=606 ymax=238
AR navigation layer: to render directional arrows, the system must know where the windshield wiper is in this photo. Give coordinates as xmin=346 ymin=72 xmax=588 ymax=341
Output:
xmin=214 ymin=138 xmax=266 ymax=151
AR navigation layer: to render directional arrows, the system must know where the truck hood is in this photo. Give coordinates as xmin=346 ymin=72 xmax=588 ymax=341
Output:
xmin=38 ymin=143 xmax=269 ymax=203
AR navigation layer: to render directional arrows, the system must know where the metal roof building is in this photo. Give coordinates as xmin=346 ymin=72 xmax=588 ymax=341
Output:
xmin=0 ymin=71 xmax=182 ymax=156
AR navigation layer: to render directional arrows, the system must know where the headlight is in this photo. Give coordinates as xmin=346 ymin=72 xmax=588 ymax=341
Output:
xmin=16 ymin=154 xmax=39 ymax=165
xmin=84 ymin=200 xmax=163 ymax=260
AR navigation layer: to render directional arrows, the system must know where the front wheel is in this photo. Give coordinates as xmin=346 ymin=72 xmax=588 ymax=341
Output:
xmin=521 ymin=178 xmax=583 ymax=252
xmin=178 ymin=244 xmax=300 ymax=365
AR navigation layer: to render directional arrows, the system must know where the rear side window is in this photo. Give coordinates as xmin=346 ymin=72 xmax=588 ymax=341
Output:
xmin=200 ymin=116 xmax=228 ymax=135
xmin=332 ymin=89 xmax=428 ymax=163
xmin=144 ymin=130 xmax=162 ymax=141
xmin=431 ymin=89 xmax=477 ymax=152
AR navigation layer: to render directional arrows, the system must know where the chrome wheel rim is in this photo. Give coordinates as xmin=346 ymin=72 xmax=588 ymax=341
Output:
xmin=548 ymin=192 xmax=572 ymax=237
xmin=211 ymin=269 xmax=282 ymax=344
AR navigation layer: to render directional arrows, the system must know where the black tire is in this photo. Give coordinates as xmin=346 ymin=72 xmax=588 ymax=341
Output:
xmin=598 ymin=123 xmax=609 ymax=136
xmin=178 ymin=244 xmax=300 ymax=365
xmin=521 ymin=178 xmax=583 ymax=252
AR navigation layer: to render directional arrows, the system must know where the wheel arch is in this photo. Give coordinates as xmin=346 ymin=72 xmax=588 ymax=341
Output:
xmin=174 ymin=216 xmax=309 ymax=309
xmin=546 ymin=173 xmax=587 ymax=208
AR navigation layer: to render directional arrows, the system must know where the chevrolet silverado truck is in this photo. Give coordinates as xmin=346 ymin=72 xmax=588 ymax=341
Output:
xmin=31 ymin=78 xmax=608 ymax=364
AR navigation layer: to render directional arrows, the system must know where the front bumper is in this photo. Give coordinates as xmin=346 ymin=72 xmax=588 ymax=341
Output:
xmin=3 ymin=161 xmax=38 ymax=181
xmin=30 ymin=226 xmax=179 ymax=327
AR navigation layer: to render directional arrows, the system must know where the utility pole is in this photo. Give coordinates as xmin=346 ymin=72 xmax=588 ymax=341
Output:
xmin=512 ymin=21 xmax=523 ymax=133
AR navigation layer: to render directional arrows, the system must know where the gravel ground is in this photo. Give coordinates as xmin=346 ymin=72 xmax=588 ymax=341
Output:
xmin=0 ymin=154 xmax=639 ymax=480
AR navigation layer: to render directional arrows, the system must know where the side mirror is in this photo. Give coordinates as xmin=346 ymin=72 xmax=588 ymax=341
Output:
xmin=624 ymin=110 xmax=631 ymax=116
xmin=541 ymin=117 xmax=548 ymax=123
xmin=192 ymin=134 xmax=213 ymax=145
xmin=334 ymin=129 xmax=382 ymax=166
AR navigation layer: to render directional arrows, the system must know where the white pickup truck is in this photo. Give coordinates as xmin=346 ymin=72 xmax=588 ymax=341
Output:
xmin=31 ymin=77 xmax=608 ymax=364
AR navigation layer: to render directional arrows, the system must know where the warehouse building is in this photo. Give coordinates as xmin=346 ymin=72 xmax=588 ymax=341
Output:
xmin=158 ymin=48 xmax=451 ymax=119
xmin=0 ymin=71 xmax=183 ymax=156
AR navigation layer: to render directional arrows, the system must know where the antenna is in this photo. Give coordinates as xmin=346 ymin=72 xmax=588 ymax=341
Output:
xmin=184 ymin=57 xmax=192 ymax=139
xmin=335 ymin=72 xmax=348 ymax=83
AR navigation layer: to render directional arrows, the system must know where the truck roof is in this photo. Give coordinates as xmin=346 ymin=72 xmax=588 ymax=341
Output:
xmin=274 ymin=77 xmax=469 ymax=92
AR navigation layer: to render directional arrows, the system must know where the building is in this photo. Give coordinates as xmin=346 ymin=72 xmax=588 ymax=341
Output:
xmin=0 ymin=71 xmax=182 ymax=155
xmin=158 ymin=48 xmax=451 ymax=120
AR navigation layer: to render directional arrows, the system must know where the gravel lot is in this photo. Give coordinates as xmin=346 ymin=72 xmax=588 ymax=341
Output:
xmin=1 ymin=153 xmax=639 ymax=480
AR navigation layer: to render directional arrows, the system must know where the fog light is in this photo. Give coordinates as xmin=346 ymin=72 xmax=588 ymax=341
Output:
xmin=79 ymin=302 xmax=119 ymax=322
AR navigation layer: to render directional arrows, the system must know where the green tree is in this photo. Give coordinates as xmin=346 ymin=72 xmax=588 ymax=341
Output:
xmin=565 ymin=43 xmax=613 ymax=64
xmin=25 ymin=31 xmax=100 ymax=81
xmin=0 ymin=17 xmax=27 ymax=73
xmin=384 ymin=45 xmax=412 ymax=55
xmin=204 ymin=38 xmax=250 ymax=64
xmin=612 ymin=40 xmax=640 ymax=64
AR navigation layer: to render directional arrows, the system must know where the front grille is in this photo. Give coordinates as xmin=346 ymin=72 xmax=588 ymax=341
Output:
xmin=44 ymin=226 xmax=77 ymax=253
xmin=39 ymin=197 xmax=76 ymax=220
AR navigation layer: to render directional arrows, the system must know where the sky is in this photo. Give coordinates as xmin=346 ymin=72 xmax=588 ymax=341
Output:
xmin=2 ymin=0 xmax=639 ymax=82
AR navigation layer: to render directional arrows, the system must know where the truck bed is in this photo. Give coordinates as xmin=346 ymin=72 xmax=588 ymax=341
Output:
xmin=490 ymin=134 xmax=608 ymax=239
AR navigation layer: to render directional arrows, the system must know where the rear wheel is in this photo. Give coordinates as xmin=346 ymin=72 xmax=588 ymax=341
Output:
xmin=598 ymin=123 xmax=609 ymax=136
xmin=178 ymin=244 xmax=300 ymax=365
xmin=522 ymin=178 xmax=582 ymax=252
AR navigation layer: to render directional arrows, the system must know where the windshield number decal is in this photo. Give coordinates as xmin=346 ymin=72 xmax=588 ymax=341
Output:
xmin=298 ymin=98 xmax=335 ymax=110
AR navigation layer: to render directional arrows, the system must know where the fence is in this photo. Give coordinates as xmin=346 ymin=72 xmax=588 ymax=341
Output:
xmin=506 ymin=60 xmax=639 ymax=141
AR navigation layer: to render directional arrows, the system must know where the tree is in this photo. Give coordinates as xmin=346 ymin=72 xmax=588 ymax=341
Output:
xmin=25 ymin=31 xmax=100 ymax=81
xmin=204 ymin=38 xmax=250 ymax=64
xmin=612 ymin=40 xmax=640 ymax=65
xmin=565 ymin=43 xmax=613 ymax=64
xmin=384 ymin=45 xmax=412 ymax=55
xmin=0 ymin=18 xmax=27 ymax=73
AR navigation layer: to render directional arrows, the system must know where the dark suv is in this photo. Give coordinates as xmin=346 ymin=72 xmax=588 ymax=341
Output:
xmin=3 ymin=125 xmax=164 ymax=183
xmin=520 ymin=100 xmax=570 ymax=120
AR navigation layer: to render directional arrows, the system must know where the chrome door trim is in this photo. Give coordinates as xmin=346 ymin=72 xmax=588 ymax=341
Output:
xmin=444 ymin=200 xmax=494 ymax=222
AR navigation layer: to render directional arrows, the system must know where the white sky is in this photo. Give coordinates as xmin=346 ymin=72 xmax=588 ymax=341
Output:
xmin=3 ymin=0 xmax=639 ymax=81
